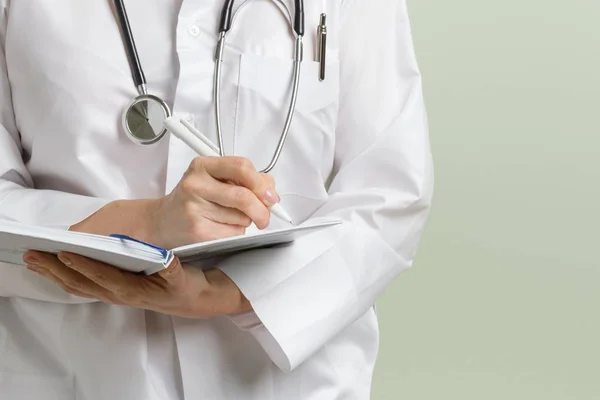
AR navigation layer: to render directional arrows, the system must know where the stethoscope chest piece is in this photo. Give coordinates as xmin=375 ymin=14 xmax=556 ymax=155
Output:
xmin=122 ymin=94 xmax=171 ymax=145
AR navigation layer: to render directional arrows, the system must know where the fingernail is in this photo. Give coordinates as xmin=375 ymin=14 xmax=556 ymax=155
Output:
xmin=23 ymin=255 xmax=39 ymax=266
xmin=264 ymin=190 xmax=279 ymax=205
xmin=58 ymin=254 xmax=72 ymax=266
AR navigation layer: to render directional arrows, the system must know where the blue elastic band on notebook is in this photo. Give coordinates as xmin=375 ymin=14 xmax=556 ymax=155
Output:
xmin=109 ymin=234 xmax=169 ymax=259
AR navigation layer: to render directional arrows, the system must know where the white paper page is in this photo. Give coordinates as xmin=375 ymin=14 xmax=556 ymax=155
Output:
xmin=173 ymin=218 xmax=342 ymax=263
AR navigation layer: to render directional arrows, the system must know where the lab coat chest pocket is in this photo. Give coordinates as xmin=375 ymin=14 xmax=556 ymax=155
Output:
xmin=234 ymin=54 xmax=340 ymax=222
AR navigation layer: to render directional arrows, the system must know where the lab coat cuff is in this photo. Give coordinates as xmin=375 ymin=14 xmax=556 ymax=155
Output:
xmin=218 ymin=227 xmax=343 ymax=371
xmin=225 ymin=311 xmax=291 ymax=371
xmin=219 ymin=225 xmax=412 ymax=372
xmin=219 ymin=226 xmax=364 ymax=371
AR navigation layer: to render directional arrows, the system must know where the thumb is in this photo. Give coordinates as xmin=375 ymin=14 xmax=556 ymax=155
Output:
xmin=158 ymin=257 xmax=184 ymax=280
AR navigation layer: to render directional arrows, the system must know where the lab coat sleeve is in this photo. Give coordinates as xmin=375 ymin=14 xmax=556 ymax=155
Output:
xmin=219 ymin=0 xmax=434 ymax=371
xmin=0 ymin=8 xmax=108 ymax=301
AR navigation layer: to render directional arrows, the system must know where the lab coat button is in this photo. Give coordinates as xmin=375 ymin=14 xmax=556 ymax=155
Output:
xmin=188 ymin=25 xmax=200 ymax=37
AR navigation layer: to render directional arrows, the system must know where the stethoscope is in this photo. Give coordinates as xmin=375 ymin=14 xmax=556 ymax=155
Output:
xmin=112 ymin=0 xmax=305 ymax=173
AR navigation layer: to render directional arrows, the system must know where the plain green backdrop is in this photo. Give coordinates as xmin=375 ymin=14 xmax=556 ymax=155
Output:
xmin=372 ymin=0 xmax=600 ymax=399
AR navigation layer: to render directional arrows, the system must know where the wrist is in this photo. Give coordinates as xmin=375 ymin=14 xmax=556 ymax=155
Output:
xmin=203 ymin=269 xmax=252 ymax=316
xmin=69 ymin=198 xmax=163 ymax=244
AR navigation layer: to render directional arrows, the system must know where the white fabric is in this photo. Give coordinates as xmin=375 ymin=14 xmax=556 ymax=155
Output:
xmin=0 ymin=0 xmax=433 ymax=398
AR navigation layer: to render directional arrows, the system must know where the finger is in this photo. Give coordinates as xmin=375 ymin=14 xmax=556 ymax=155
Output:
xmin=199 ymin=157 xmax=279 ymax=205
xmin=27 ymin=265 xmax=96 ymax=299
xmin=55 ymin=252 xmax=138 ymax=298
xmin=260 ymin=173 xmax=280 ymax=204
xmin=28 ymin=251 xmax=117 ymax=299
xmin=49 ymin=263 xmax=117 ymax=302
xmin=261 ymin=173 xmax=276 ymax=189
xmin=197 ymin=176 xmax=270 ymax=229
xmin=191 ymin=218 xmax=246 ymax=242
xmin=156 ymin=256 xmax=184 ymax=280
xmin=199 ymin=156 xmax=260 ymax=189
xmin=202 ymin=201 xmax=252 ymax=227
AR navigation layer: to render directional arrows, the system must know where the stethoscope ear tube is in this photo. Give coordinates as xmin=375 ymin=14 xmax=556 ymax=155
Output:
xmin=293 ymin=0 xmax=304 ymax=36
xmin=219 ymin=0 xmax=235 ymax=33
xmin=112 ymin=0 xmax=146 ymax=91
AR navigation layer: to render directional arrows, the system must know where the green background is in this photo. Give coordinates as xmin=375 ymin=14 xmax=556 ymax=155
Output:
xmin=372 ymin=0 xmax=600 ymax=398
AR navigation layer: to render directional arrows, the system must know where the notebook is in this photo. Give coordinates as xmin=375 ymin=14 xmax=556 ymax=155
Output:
xmin=0 ymin=218 xmax=342 ymax=275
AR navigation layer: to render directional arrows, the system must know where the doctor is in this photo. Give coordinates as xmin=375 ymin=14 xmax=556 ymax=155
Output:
xmin=0 ymin=0 xmax=433 ymax=399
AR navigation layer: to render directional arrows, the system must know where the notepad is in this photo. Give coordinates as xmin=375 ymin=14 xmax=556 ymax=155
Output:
xmin=0 ymin=218 xmax=342 ymax=275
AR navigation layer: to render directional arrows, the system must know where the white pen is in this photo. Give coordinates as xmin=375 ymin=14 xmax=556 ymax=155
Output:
xmin=164 ymin=116 xmax=294 ymax=225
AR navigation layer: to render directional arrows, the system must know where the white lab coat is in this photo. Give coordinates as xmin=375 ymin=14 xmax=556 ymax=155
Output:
xmin=0 ymin=0 xmax=433 ymax=399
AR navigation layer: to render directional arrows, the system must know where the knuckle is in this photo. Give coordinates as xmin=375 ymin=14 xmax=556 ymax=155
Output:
xmin=179 ymin=177 xmax=198 ymax=196
xmin=64 ymin=278 xmax=84 ymax=292
xmin=232 ymin=157 xmax=255 ymax=174
xmin=189 ymin=156 xmax=205 ymax=172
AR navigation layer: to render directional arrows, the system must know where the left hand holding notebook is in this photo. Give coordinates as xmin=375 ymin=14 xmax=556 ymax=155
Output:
xmin=23 ymin=247 xmax=250 ymax=318
xmin=1 ymin=216 xmax=340 ymax=315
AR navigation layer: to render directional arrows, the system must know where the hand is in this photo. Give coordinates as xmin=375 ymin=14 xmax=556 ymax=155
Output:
xmin=23 ymin=250 xmax=251 ymax=318
xmin=153 ymin=156 xmax=280 ymax=248
xmin=70 ymin=156 xmax=280 ymax=249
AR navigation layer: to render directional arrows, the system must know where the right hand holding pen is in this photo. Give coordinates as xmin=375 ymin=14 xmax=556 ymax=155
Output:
xmin=154 ymin=156 xmax=280 ymax=248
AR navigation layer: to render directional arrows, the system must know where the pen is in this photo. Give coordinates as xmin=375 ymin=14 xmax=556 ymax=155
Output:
xmin=317 ymin=13 xmax=327 ymax=81
xmin=164 ymin=116 xmax=295 ymax=225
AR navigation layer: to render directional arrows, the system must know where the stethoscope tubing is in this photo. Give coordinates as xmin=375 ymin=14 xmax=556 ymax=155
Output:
xmin=112 ymin=0 xmax=305 ymax=165
xmin=112 ymin=0 xmax=147 ymax=95
xmin=214 ymin=0 xmax=305 ymax=173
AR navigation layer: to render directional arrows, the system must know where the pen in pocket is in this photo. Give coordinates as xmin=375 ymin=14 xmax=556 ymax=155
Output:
xmin=317 ymin=13 xmax=327 ymax=81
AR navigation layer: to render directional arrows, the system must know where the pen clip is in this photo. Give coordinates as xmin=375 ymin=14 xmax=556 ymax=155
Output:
xmin=317 ymin=13 xmax=327 ymax=81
